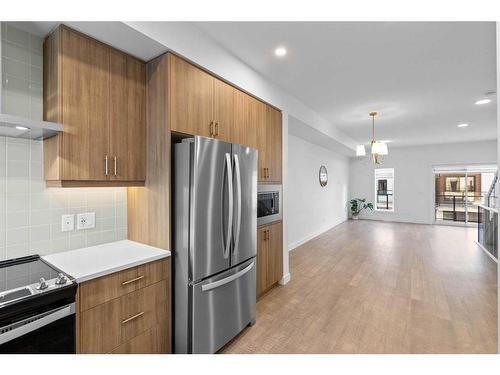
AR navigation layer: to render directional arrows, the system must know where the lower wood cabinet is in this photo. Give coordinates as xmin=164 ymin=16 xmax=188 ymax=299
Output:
xmin=257 ymin=221 xmax=283 ymax=298
xmin=77 ymin=258 xmax=171 ymax=354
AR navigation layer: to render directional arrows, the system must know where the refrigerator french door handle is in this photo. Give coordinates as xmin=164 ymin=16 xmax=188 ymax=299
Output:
xmin=201 ymin=261 xmax=255 ymax=292
xmin=233 ymin=153 xmax=242 ymax=254
xmin=223 ymin=153 xmax=233 ymax=259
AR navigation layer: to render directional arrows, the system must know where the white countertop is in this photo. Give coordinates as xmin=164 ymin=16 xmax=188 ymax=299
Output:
xmin=42 ymin=240 xmax=171 ymax=283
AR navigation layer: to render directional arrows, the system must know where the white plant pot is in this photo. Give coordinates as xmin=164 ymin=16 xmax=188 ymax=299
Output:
xmin=352 ymin=214 xmax=359 ymax=220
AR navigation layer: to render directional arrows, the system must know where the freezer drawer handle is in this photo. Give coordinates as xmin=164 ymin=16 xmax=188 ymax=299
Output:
xmin=201 ymin=261 xmax=255 ymax=292
xmin=121 ymin=275 xmax=144 ymax=286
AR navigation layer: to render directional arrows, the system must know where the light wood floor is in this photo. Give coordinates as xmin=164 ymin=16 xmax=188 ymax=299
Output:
xmin=222 ymin=220 xmax=498 ymax=353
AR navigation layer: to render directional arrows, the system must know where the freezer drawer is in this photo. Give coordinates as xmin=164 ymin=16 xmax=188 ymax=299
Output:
xmin=191 ymin=258 xmax=256 ymax=354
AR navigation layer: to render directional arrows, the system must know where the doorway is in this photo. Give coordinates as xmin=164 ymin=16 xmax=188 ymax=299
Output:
xmin=434 ymin=165 xmax=497 ymax=226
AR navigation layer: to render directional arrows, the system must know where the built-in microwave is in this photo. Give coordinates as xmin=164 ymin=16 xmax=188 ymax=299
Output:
xmin=257 ymin=185 xmax=282 ymax=226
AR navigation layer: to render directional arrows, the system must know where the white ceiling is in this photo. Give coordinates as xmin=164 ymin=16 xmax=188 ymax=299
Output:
xmin=195 ymin=22 xmax=497 ymax=147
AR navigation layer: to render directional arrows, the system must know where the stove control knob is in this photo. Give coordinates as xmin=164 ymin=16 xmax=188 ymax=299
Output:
xmin=37 ymin=277 xmax=48 ymax=290
xmin=55 ymin=273 xmax=67 ymax=285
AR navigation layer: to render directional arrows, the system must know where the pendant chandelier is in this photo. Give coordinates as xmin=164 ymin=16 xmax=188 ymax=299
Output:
xmin=356 ymin=112 xmax=388 ymax=164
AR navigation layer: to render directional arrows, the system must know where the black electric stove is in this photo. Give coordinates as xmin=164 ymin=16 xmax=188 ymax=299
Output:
xmin=0 ymin=255 xmax=77 ymax=354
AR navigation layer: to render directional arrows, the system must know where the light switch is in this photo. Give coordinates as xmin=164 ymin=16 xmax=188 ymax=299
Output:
xmin=77 ymin=212 xmax=96 ymax=230
xmin=61 ymin=214 xmax=74 ymax=232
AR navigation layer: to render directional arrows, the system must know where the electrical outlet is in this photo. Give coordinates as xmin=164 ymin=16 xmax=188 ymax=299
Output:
xmin=61 ymin=214 xmax=74 ymax=232
xmin=77 ymin=212 xmax=95 ymax=230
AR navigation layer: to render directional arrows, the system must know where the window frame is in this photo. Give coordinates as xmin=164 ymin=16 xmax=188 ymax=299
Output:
xmin=374 ymin=168 xmax=395 ymax=212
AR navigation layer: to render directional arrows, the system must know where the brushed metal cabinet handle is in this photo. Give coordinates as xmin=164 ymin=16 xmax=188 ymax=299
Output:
xmin=215 ymin=122 xmax=219 ymax=137
xmin=114 ymin=156 xmax=117 ymax=176
xmin=105 ymin=155 xmax=109 ymax=176
xmin=121 ymin=275 xmax=144 ymax=286
xmin=121 ymin=311 xmax=144 ymax=325
xmin=209 ymin=121 xmax=214 ymax=137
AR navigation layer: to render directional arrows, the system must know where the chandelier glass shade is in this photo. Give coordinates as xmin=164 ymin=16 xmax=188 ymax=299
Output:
xmin=369 ymin=111 xmax=388 ymax=164
xmin=356 ymin=145 xmax=366 ymax=156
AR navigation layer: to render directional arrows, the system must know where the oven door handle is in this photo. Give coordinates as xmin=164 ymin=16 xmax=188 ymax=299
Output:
xmin=0 ymin=303 xmax=75 ymax=345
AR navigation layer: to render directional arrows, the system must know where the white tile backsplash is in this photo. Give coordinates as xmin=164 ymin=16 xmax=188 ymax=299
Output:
xmin=0 ymin=24 xmax=128 ymax=261
xmin=0 ymin=136 xmax=128 ymax=260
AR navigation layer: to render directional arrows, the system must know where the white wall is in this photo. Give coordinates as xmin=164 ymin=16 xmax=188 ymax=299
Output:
xmin=349 ymin=140 xmax=497 ymax=224
xmin=287 ymin=135 xmax=349 ymax=251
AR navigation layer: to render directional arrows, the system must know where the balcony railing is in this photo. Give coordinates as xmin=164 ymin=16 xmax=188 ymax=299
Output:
xmin=477 ymin=204 xmax=498 ymax=260
xmin=435 ymin=193 xmax=488 ymax=223
xmin=376 ymin=190 xmax=393 ymax=210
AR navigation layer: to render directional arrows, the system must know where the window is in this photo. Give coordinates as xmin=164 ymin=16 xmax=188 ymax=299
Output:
xmin=374 ymin=168 xmax=394 ymax=211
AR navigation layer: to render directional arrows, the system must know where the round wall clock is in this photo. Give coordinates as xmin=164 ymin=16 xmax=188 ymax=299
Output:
xmin=319 ymin=165 xmax=328 ymax=187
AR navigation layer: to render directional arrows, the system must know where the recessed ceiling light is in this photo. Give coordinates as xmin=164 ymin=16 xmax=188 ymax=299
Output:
xmin=15 ymin=126 xmax=29 ymax=130
xmin=274 ymin=46 xmax=287 ymax=57
xmin=457 ymin=123 xmax=469 ymax=128
xmin=475 ymin=98 xmax=491 ymax=105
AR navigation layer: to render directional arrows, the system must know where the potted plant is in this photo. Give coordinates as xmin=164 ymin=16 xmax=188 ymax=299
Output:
xmin=350 ymin=198 xmax=374 ymax=220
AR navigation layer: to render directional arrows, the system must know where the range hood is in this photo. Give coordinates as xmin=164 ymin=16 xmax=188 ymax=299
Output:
xmin=0 ymin=22 xmax=63 ymax=140
xmin=0 ymin=113 xmax=63 ymax=140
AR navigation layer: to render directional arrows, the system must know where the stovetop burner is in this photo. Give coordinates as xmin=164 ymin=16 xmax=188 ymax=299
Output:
xmin=0 ymin=255 xmax=75 ymax=309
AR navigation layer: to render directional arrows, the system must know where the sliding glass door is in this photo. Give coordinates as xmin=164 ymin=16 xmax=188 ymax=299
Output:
xmin=434 ymin=166 xmax=497 ymax=226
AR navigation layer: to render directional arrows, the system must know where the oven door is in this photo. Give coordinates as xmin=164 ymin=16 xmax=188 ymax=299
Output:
xmin=0 ymin=303 xmax=75 ymax=354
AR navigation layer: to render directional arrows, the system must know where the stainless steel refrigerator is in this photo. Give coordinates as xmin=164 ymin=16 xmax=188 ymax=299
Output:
xmin=173 ymin=136 xmax=257 ymax=354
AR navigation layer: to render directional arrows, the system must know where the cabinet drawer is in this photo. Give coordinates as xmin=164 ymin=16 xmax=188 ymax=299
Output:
xmin=80 ymin=280 xmax=169 ymax=353
xmin=79 ymin=258 xmax=169 ymax=311
xmin=110 ymin=324 xmax=169 ymax=354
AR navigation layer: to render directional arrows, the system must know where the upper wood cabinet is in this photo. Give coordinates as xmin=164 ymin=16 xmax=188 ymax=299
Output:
xmin=213 ymin=79 xmax=237 ymax=142
xmin=263 ymin=106 xmax=282 ymax=183
xmin=168 ymin=54 xmax=214 ymax=138
xmin=167 ymin=53 xmax=282 ymax=183
xmin=43 ymin=25 xmax=146 ymax=187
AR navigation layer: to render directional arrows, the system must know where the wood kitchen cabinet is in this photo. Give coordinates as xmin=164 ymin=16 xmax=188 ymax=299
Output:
xmin=169 ymin=53 xmax=239 ymax=141
xmin=256 ymin=106 xmax=282 ymax=183
xmin=213 ymin=78 xmax=237 ymax=142
xmin=257 ymin=221 xmax=283 ymax=298
xmin=263 ymin=106 xmax=282 ymax=183
xmin=167 ymin=53 xmax=282 ymax=182
xmin=169 ymin=53 xmax=214 ymax=137
xmin=233 ymin=90 xmax=260 ymax=149
xmin=77 ymin=258 xmax=171 ymax=354
xmin=43 ymin=25 xmax=146 ymax=187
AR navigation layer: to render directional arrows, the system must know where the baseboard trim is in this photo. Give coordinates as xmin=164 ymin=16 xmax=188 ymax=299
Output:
xmin=287 ymin=218 xmax=346 ymax=252
xmin=279 ymin=273 xmax=291 ymax=285
xmin=356 ymin=216 xmax=430 ymax=225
